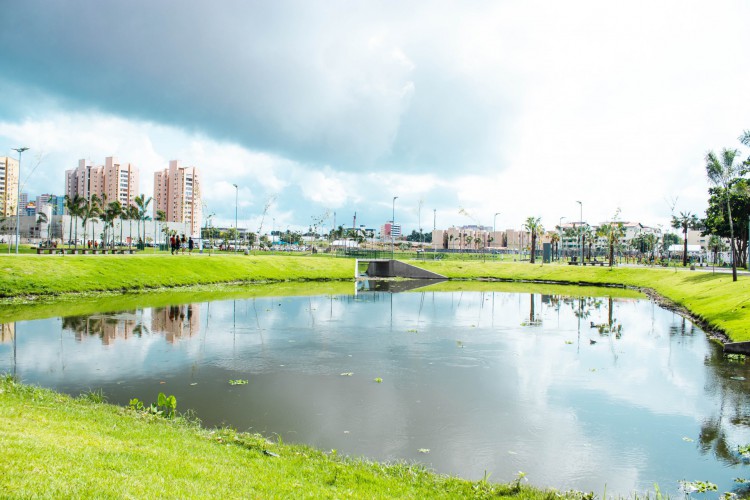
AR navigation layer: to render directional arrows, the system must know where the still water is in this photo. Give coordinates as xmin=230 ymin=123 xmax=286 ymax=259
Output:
xmin=2 ymin=283 xmax=750 ymax=496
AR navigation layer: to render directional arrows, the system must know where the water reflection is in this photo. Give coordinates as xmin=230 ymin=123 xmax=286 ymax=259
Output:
xmin=2 ymin=288 xmax=750 ymax=496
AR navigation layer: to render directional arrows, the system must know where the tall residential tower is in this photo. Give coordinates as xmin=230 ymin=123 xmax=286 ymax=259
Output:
xmin=0 ymin=156 xmax=19 ymax=217
xmin=65 ymin=157 xmax=139 ymax=209
xmin=154 ymin=160 xmax=202 ymax=236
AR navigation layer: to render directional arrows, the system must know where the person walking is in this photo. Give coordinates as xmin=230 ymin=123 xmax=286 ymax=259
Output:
xmin=181 ymin=234 xmax=187 ymax=255
xmin=188 ymin=236 xmax=194 ymax=254
xmin=170 ymin=234 xmax=175 ymax=255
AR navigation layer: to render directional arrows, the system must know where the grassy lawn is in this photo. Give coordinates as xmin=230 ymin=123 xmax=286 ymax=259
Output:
xmin=0 ymin=376 xmax=569 ymax=499
xmin=0 ymin=254 xmax=354 ymax=297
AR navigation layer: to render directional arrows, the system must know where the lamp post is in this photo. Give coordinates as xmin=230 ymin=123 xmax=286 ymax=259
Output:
xmin=433 ymin=208 xmax=437 ymax=258
xmin=12 ymin=147 xmax=28 ymax=254
xmin=391 ymin=196 xmax=398 ymax=259
xmin=232 ymin=184 xmax=238 ymax=252
xmin=576 ymin=201 xmax=583 ymax=264
xmin=558 ymin=216 xmax=566 ymax=261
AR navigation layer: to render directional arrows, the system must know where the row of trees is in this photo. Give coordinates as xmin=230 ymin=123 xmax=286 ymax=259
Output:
xmin=62 ymin=193 xmax=159 ymax=250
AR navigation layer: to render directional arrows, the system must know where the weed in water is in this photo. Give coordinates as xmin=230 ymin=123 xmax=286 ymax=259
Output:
xmin=80 ymin=388 xmax=106 ymax=404
xmin=373 ymin=377 xmax=383 ymax=383
xmin=228 ymin=379 xmax=249 ymax=385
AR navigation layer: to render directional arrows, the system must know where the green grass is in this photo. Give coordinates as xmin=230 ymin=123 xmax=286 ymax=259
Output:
xmin=0 ymin=376 xmax=573 ymax=499
xmin=0 ymin=254 xmax=354 ymax=297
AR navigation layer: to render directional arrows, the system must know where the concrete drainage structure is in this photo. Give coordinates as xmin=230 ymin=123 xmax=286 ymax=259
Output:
xmin=356 ymin=259 xmax=447 ymax=280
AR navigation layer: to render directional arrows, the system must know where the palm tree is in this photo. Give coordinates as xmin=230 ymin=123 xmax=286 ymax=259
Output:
xmin=64 ymin=194 xmax=85 ymax=250
xmin=80 ymin=195 xmax=101 ymax=249
xmin=102 ymin=201 xmax=122 ymax=249
xmin=550 ymin=233 xmax=560 ymax=261
xmin=155 ymin=209 xmax=166 ymax=250
xmin=523 ymin=216 xmax=543 ymax=264
xmin=126 ymin=205 xmax=138 ymax=249
xmin=597 ymin=222 xmax=625 ymax=267
xmin=706 ymin=148 xmax=745 ymax=281
xmin=671 ymin=211 xmax=702 ymax=266
xmin=134 ymin=194 xmax=152 ymax=247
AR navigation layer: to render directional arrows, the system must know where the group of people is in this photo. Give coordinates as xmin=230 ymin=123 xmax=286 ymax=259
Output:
xmin=170 ymin=234 xmax=194 ymax=255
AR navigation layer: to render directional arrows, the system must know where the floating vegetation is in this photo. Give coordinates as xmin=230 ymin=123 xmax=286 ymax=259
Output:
xmin=456 ymin=341 xmax=464 ymax=348
xmin=680 ymin=480 xmax=718 ymax=493
xmin=340 ymin=372 xmax=354 ymax=376
xmin=374 ymin=377 xmax=383 ymax=383
xmin=229 ymin=379 xmax=248 ymax=385
xmin=726 ymin=353 xmax=747 ymax=363
xmin=406 ymin=329 xmax=418 ymax=333
xmin=682 ymin=437 xmax=694 ymax=442
xmin=565 ymin=340 xmax=573 ymax=345
xmin=418 ymin=448 xmax=430 ymax=454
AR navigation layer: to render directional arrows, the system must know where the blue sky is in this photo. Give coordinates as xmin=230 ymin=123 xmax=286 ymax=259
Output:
xmin=2 ymin=1 xmax=750 ymax=234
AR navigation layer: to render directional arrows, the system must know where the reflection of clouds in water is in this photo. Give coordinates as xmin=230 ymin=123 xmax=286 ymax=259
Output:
xmin=2 ymin=290 xmax=746 ymax=496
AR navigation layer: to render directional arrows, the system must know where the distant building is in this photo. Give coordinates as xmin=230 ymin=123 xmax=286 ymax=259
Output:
xmin=153 ymin=160 xmax=202 ymax=237
xmin=65 ymin=157 xmax=139 ymax=208
xmin=380 ymin=221 xmax=402 ymax=240
xmin=0 ymin=156 xmax=19 ymax=217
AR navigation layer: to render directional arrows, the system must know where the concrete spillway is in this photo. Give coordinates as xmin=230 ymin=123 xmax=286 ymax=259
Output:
xmin=356 ymin=259 xmax=447 ymax=279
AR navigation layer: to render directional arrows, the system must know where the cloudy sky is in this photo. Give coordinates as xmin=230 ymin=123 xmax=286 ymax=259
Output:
xmin=2 ymin=1 xmax=749 ymax=235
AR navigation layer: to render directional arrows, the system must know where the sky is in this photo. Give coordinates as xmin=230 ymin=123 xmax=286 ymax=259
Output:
xmin=2 ymin=0 xmax=750 ymax=235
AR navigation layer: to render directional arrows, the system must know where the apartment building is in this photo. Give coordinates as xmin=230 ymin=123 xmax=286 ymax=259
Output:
xmin=153 ymin=160 xmax=202 ymax=236
xmin=380 ymin=221 xmax=402 ymax=240
xmin=65 ymin=157 xmax=138 ymax=208
xmin=0 ymin=156 xmax=19 ymax=217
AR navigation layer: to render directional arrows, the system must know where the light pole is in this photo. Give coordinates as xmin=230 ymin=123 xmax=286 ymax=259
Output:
xmin=232 ymin=184 xmax=238 ymax=252
xmin=391 ymin=196 xmax=398 ymax=259
xmin=576 ymin=201 xmax=583 ymax=264
xmin=558 ymin=216 xmax=566 ymax=261
xmin=12 ymin=147 xmax=28 ymax=254
xmin=433 ymin=208 xmax=437 ymax=258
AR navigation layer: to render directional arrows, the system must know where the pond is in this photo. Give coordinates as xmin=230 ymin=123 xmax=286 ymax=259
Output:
xmin=2 ymin=281 xmax=750 ymax=497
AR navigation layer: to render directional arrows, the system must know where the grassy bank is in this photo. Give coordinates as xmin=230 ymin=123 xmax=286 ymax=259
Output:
xmin=0 ymin=254 xmax=353 ymax=297
xmin=0 ymin=376 xmax=569 ymax=499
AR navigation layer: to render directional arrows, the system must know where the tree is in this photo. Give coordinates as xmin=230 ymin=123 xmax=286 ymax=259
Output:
xmin=671 ymin=211 xmax=702 ymax=266
xmin=662 ymin=233 xmax=681 ymax=254
xmin=549 ymin=233 xmax=560 ymax=261
xmin=597 ymin=222 xmax=625 ymax=267
xmin=581 ymin=225 xmax=595 ymax=261
xmin=523 ymin=217 xmax=543 ymax=264
xmin=134 ymin=194 xmax=152 ymax=246
xmin=126 ymin=205 xmax=139 ymax=249
xmin=703 ymin=179 xmax=750 ymax=271
xmin=80 ymin=195 xmax=101 ymax=249
xmin=64 ymin=194 xmax=85 ymax=250
xmin=706 ymin=147 xmax=746 ymax=281
xmin=103 ymin=201 xmax=123 ymax=248
xmin=155 ymin=209 xmax=167 ymax=249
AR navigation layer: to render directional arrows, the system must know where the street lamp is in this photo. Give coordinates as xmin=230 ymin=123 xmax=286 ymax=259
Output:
xmin=392 ymin=196 xmax=398 ymax=259
xmin=12 ymin=147 xmax=28 ymax=254
xmin=232 ymin=184 xmax=238 ymax=252
xmin=576 ymin=201 xmax=583 ymax=264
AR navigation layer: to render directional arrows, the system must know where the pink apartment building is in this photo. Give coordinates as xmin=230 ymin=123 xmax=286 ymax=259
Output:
xmin=65 ymin=157 xmax=139 ymax=208
xmin=0 ymin=156 xmax=19 ymax=217
xmin=153 ymin=160 xmax=202 ymax=236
